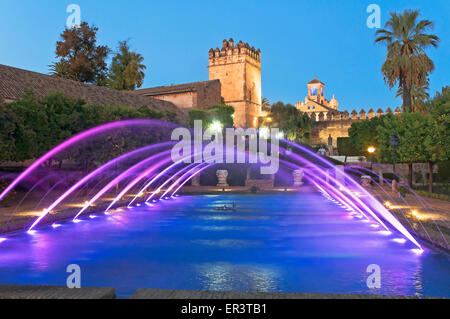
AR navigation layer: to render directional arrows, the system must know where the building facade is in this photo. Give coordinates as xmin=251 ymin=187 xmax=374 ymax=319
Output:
xmin=208 ymin=39 xmax=262 ymax=128
xmin=133 ymin=80 xmax=221 ymax=110
xmin=295 ymin=76 xmax=339 ymax=114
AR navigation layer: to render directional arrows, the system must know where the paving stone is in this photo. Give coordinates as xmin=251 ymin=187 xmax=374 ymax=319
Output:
xmin=0 ymin=284 xmax=115 ymax=299
xmin=130 ymin=288 xmax=418 ymax=299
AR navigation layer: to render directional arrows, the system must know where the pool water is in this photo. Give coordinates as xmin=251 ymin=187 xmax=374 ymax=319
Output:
xmin=0 ymin=193 xmax=449 ymax=298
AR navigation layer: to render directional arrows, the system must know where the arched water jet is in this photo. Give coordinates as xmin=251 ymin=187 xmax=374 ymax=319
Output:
xmin=28 ymin=141 xmax=175 ymax=231
xmin=281 ymin=141 xmax=422 ymax=250
xmin=0 ymin=119 xmax=176 ymax=203
xmin=73 ymin=150 xmax=172 ymax=220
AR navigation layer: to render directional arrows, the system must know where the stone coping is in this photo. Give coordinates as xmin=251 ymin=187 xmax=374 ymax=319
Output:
xmin=130 ymin=288 xmax=420 ymax=299
xmin=0 ymin=285 xmax=428 ymax=299
xmin=0 ymin=284 xmax=115 ymax=299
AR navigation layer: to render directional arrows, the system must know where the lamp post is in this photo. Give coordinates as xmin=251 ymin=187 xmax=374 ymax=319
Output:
xmin=390 ymin=134 xmax=399 ymax=174
xmin=367 ymin=146 xmax=376 ymax=171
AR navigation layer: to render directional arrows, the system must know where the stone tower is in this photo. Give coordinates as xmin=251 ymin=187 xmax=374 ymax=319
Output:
xmin=307 ymin=76 xmax=325 ymax=105
xmin=208 ymin=39 xmax=262 ymax=128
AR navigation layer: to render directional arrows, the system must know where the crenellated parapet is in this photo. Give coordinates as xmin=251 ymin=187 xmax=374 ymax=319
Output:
xmin=309 ymin=107 xmax=402 ymax=122
xmin=209 ymin=38 xmax=261 ymax=66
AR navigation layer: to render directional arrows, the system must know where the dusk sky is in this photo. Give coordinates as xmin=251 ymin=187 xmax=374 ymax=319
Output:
xmin=0 ymin=0 xmax=448 ymax=112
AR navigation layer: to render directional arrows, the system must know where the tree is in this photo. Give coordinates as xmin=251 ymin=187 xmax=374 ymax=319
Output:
xmin=188 ymin=109 xmax=210 ymax=127
xmin=375 ymin=9 xmax=439 ymax=112
xmin=48 ymin=61 xmax=76 ymax=80
xmin=188 ymin=105 xmax=235 ymax=128
xmin=52 ymin=22 xmax=110 ymax=84
xmin=266 ymin=102 xmax=311 ymax=142
xmin=348 ymin=117 xmax=384 ymax=158
xmin=107 ymin=41 xmax=147 ymax=90
xmin=396 ymin=82 xmax=429 ymax=113
xmin=261 ymin=97 xmax=271 ymax=112
xmin=209 ymin=105 xmax=235 ymax=128
xmin=423 ymin=87 xmax=450 ymax=192
xmin=0 ymin=92 xmax=169 ymax=165
xmin=377 ymin=113 xmax=430 ymax=186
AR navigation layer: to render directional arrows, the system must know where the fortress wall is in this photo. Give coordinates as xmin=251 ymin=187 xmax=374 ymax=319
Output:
xmin=310 ymin=119 xmax=358 ymax=147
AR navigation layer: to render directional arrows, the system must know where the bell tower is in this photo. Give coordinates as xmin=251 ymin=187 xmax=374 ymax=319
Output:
xmin=307 ymin=76 xmax=325 ymax=105
xmin=208 ymin=39 xmax=262 ymax=128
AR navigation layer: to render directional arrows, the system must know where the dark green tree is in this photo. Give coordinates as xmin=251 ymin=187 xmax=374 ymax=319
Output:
xmin=107 ymin=41 xmax=147 ymax=90
xmin=267 ymin=102 xmax=311 ymax=142
xmin=52 ymin=22 xmax=110 ymax=85
xmin=375 ymin=9 xmax=439 ymax=112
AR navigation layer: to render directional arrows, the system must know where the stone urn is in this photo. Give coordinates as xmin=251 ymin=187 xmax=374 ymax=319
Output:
xmin=361 ymin=175 xmax=371 ymax=187
xmin=293 ymin=169 xmax=304 ymax=186
xmin=216 ymin=170 xmax=229 ymax=187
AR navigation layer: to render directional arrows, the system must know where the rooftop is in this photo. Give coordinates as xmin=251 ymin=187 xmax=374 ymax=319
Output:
xmin=133 ymin=80 xmax=220 ymax=96
xmin=0 ymin=64 xmax=184 ymax=119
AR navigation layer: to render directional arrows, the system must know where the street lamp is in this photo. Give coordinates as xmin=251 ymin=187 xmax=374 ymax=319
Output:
xmin=390 ymin=134 xmax=399 ymax=174
xmin=209 ymin=120 xmax=223 ymax=133
xmin=367 ymin=146 xmax=376 ymax=171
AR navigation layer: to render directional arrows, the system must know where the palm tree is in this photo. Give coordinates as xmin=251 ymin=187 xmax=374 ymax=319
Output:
xmin=396 ymin=82 xmax=430 ymax=113
xmin=108 ymin=41 xmax=147 ymax=90
xmin=261 ymin=97 xmax=271 ymax=112
xmin=48 ymin=61 xmax=76 ymax=80
xmin=375 ymin=9 xmax=439 ymax=112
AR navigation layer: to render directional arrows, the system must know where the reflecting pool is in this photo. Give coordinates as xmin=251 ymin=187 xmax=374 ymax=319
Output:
xmin=0 ymin=193 xmax=449 ymax=298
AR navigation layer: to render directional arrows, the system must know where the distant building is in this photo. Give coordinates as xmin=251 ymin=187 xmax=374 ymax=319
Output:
xmin=133 ymin=80 xmax=221 ymax=110
xmin=208 ymin=39 xmax=262 ymax=128
xmin=295 ymin=76 xmax=339 ymax=114
xmin=134 ymin=38 xmax=262 ymax=128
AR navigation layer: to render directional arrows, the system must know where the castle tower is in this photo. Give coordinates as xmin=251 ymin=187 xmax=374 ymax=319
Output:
xmin=307 ymin=76 xmax=325 ymax=105
xmin=208 ymin=39 xmax=262 ymax=127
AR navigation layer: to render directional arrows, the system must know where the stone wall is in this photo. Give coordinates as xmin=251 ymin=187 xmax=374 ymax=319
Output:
xmin=309 ymin=107 xmax=402 ymax=146
xmin=134 ymin=80 xmax=221 ymax=110
xmin=209 ymin=39 xmax=262 ymax=128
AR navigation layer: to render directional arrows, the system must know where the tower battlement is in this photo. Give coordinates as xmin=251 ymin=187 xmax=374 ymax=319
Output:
xmin=209 ymin=39 xmax=261 ymax=66
xmin=208 ymin=39 xmax=262 ymax=128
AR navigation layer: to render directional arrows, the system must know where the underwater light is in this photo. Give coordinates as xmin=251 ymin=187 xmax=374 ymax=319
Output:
xmin=73 ymin=219 xmax=82 ymax=223
xmin=411 ymin=248 xmax=424 ymax=255
xmin=393 ymin=238 xmax=406 ymax=244
xmin=52 ymin=223 xmax=61 ymax=228
xmin=89 ymin=215 xmax=98 ymax=219
xmin=378 ymin=230 xmax=392 ymax=236
xmin=0 ymin=238 xmax=6 ymax=243
xmin=370 ymin=224 xmax=380 ymax=228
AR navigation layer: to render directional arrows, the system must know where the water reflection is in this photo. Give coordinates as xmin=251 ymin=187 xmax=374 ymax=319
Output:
xmin=0 ymin=193 xmax=448 ymax=297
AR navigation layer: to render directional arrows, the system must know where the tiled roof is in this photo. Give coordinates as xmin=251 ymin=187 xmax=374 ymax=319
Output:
xmin=134 ymin=80 xmax=220 ymax=96
xmin=0 ymin=64 xmax=185 ymax=119
xmin=307 ymin=78 xmax=324 ymax=85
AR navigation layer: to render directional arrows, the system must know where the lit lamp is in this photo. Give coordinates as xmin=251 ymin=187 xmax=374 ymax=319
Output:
xmin=367 ymin=146 xmax=376 ymax=171
xmin=209 ymin=120 xmax=223 ymax=133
